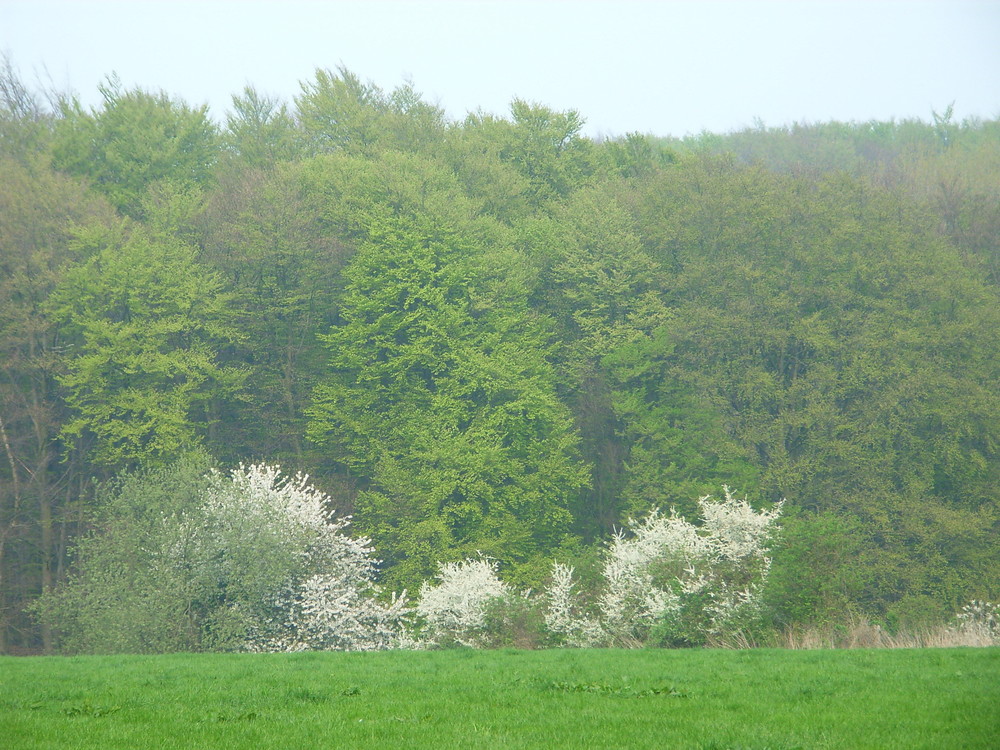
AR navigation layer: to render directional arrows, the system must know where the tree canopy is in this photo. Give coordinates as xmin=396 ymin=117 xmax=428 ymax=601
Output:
xmin=2 ymin=59 xmax=998 ymax=651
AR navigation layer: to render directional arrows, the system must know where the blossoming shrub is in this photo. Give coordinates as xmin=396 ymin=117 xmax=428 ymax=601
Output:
xmin=544 ymin=562 xmax=604 ymax=647
xmin=415 ymin=557 xmax=512 ymax=647
xmin=210 ymin=464 xmax=410 ymax=652
xmin=34 ymin=456 xmax=409 ymax=652
xmin=479 ymin=590 xmax=549 ymax=649
xmin=546 ymin=488 xmax=782 ymax=647
xmin=949 ymin=600 xmax=999 ymax=646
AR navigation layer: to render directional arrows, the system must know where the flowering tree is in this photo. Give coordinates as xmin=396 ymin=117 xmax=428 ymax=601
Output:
xmin=203 ymin=464 xmax=411 ymax=652
xmin=544 ymin=562 xmax=603 ymax=647
xmin=34 ymin=457 xmax=409 ymax=652
xmin=415 ymin=557 xmax=511 ymax=647
xmin=546 ymin=488 xmax=782 ymax=647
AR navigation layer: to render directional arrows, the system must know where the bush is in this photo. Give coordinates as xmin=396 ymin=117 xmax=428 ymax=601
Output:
xmin=950 ymin=600 xmax=999 ymax=645
xmin=481 ymin=592 xmax=548 ymax=649
xmin=33 ymin=456 xmax=408 ymax=652
xmin=415 ymin=557 xmax=510 ymax=647
xmin=546 ymin=488 xmax=782 ymax=648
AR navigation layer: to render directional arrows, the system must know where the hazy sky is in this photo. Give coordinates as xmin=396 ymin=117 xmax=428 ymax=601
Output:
xmin=2 ymin=0 xmax=998 ymax=138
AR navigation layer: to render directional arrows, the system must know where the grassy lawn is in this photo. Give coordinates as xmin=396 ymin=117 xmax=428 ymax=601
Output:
xmin=1 ymin=647 xmax=997 ymax=749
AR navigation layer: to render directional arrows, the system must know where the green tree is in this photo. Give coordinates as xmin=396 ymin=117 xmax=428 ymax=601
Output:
xmin=199 ymin=163 xmax=346 ymax=468
xmin=524 ymin=185 xmax=755 ymax=533
xmin=0 ymin=53 xmax=53 ymax=161
xmin=505 ymin=99 xmax=594 ymax=203
xmin=629 ymin=155 xmax=1000 ymax=617
xmin=605 ymin=328 xmax=760 ymax=522
xmin=601 ymin=132 xmax=677 ymax=180
xmin=295 ymin=149 xmax=480 ymax=245
xmin=296 ymin=66 xmax=388 ymax=156
xmin=526 ymin=186 xmax=669 ymax=533
xmin=295 ymin=66 xmax=446 ymax=158
xmin=51 ymin=77 xmax=218 ymax=218
xmin=47 ymin=209 xmax=243 ymax=472
xmin=223 ymin=85 xmax=300 ymax=168
xmin=0 ymin=155 xmax=113 ymax=652
xmin=308 ymin=215 xmax=588 ymax=589
xmin=443 ymin=112 xmax=534 ymax=221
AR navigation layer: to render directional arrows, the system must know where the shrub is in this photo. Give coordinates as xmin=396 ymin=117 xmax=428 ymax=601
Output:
xmin=481 ymin=591 xmax=548 ymax=649
xmin=33 ymin=457 xmax=409 ymax=652
xmin=545 ymin=488 xmax=782 ymax=648
xmin=949 ymin=600 xmax=999 ymax=645
xmin=415 ymin=557 xmax=511 ymax=647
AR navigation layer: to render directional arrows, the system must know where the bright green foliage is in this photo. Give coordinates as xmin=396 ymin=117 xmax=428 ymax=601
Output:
xmin=296 ymin=150 xmax=480 ymax=243
xmin=505 ymin=99 xmax=594 ymax=202
xmin=295 ymin=66 xmax=446 ymax=157
xmin=442 ymin=115 xmax=535 ymax=221
xmin=51 ymin=78 xmax=218 ymax=217
xmin=543 ymin=186 xmax=669 ymax=361
xmin=199 ymin=164 xmax=344 ymax=468
xmin=47 ymin=216 xmax=243 ymax=471
xmin=296 ymin=67 xmax=384 ymax=154
xmin=308 ymin=216 xmax=588 ymax=588
xmin=223 ymin=86 xmax=300 ymax=168
xmin=762 ymin=509 xmax=870 ymax=627
xmin=447 ymin=101 xmax=595 ymax=214
xmin=384 ymin=79 xmax=451 ymax=154
xmin=601 ymin=132 xmax=677 ymax=179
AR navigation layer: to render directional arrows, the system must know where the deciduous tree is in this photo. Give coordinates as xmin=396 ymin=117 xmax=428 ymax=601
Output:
xmin=308 ymin=215 xmax=588 ymax=588
xmin=47 ymin=206 xmax=243 ymax=472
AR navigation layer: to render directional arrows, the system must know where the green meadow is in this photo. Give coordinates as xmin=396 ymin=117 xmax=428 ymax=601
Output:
xmin=2 ymin=648 xmax=997 ymax=749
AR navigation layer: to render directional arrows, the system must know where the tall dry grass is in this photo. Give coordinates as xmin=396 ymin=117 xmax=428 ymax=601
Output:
xmin=778 ymin=615 xmax=998 ymax=650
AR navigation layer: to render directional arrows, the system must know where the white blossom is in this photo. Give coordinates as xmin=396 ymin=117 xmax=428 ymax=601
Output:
xmin=542 ymin=488 xmax=782 ymax=647
xmin=545 ymin=563 xmax=603 ymax=647
xmin=950 ymin=600 xmax=999 ymax=645
xmin=699 ymin=486 xmax=783 ymax=562
xmin=416 ymin=557 xmax=510 ymax=647
xmin=254 ymin=575 xmax=410 ymax=652
xmin=203 ymin=463 xmax=410 ymax=651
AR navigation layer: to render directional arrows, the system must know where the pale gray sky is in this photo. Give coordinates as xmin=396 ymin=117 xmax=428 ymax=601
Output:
xmin=2 ymin=0 xmax=998 ymax=138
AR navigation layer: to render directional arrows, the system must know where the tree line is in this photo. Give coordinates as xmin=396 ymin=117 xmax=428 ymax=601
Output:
xmin=2 ymin=57 xmax=998 ymax=652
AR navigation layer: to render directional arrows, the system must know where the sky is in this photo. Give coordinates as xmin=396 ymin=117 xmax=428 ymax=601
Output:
xmin=1 ymin=0 xmax=998 ymax=138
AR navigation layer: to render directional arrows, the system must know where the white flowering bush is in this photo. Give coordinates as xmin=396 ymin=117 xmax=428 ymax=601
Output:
xmin=949 ymin=600 xmax=999 ymax=646
xmin=209 ymin=464 xmax=411 ymax=652
xmin=545 ymin=562 xmax=603 ymax=647
xmin=416 ymin=557 xmax=511 ymax=647
xmin=34 ymin=457 xmax=410 ymax=653
xmin=255 ymin=574 xmax=412 ymax=652
xmin=545 ymin=488 xmax=782 ymax=647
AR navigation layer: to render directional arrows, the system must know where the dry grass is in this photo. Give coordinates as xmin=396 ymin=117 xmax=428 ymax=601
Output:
xmin=705 ymin=629 xmax=762 ymax=650
xmin=778 ymin=615 xmax=998 ymax=650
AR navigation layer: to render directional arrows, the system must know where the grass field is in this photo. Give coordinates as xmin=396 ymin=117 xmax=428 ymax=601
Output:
xmin=1 ymin=647 xmax=997 ymax=749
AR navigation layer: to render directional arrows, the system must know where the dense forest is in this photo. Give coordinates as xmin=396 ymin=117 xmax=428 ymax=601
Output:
xmin=2 ymin=57 xmax=998 ymax=653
